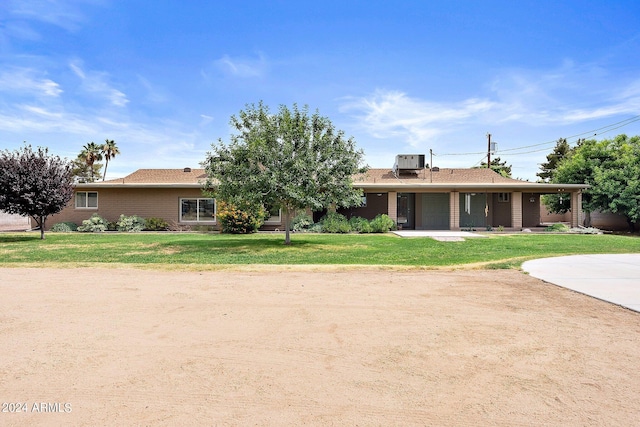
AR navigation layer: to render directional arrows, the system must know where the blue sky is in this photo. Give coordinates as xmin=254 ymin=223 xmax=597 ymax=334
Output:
xmin=2 ymin=0 xmax=640 ymax=180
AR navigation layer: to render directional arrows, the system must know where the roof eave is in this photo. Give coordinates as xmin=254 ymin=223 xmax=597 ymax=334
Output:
xmin=353 ymin=182 xmax=589 ymax=191
xmin=74 ymin=183 xmax=206 ymax=189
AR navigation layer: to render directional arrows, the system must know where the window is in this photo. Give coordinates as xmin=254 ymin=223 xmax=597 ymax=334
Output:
xmin=361 ymin=195 xmax=367 ymax=207
xmin=498 ymin=193 xmax=511 ymax=203
xmin=75 ymin=192 xmax=98 ymax=209
xmin=265 ymin=205 xmax=281 ymax=223
xmin=180 ymin=198 xmax=215 ymax=222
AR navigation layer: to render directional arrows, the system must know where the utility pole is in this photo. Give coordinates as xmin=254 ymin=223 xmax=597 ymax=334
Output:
xmin=429 ymin=149 xmax=433 ymax=183
xmin=487 ymin=133 xmax=491 ymax=168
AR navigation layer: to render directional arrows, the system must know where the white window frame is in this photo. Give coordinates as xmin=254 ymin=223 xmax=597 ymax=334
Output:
xmin=180 ymin=198 xmax=216 ymax=223
xmin=75 ymin=191 xmax=98 ymax=209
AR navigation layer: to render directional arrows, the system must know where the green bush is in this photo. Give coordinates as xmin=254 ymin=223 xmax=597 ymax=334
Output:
xmin=77 ymin=214 xmax=108 ymax=232
xmin=545 ymin=223 xmax=570 ymax=232
xmin=217 ymin=200 xmax=265 ymax=234
xmin=292 ymin=212 xmax=314 ymax=232
xmin=51 ymin=222 xmax=78 ymax=232
xmin=349 ymin=216 xmax=372 ymax=233
xmin=369 ymin=214 xmax=395 ymax=233
xmin=116 ymin=214 xmax=146 ymax=232
xmin=308 ymin=222 xmax=323 ymax=233
xmin=321 ymin=212 xmax=351 ymax=233
xmin=145 ymin=217 xmax=169 ymax=231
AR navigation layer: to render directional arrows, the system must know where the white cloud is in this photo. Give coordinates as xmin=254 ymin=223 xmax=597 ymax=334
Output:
xmin=487 ymin=62 xmax=640 ymax=125
xmin=343 ymin=62 xmax=640 ymax=152
xmin=341 ymin=89 xmax=495 ymax=147
xmin=7 ymin=0 xmax=104 ymax=33
xmin=69 ymin=60 xmax=129 ymax=107
xmin=199 ymin=114 xmax=214 ymax=126
xmin=0 ymin=67 xmax=62 ymax=97
xmin=136 ymin=75 xmax=167 ymax=104
xmin=213 ymin=53 xmax=267 ymax=78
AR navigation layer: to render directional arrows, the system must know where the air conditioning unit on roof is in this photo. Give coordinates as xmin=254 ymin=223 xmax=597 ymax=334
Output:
xmin=393 ymin=154 xmax=425 ymax=173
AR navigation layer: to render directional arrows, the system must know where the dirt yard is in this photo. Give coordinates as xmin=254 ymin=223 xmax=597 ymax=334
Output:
xmin=1 ymin=267 xmax=639 ymax=426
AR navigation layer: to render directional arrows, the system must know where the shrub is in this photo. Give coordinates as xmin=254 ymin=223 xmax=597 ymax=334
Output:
xmin=77 ymin=214 xmax=108 ymax=232
xmin=545 ymin=223 xmax=570 ymax=232
xmin=570 ymin=226 xmax=602 ymax=234
xmin=321 ymin=212 xmax=351 ymax=233
xmin=116 ymin=214 xmax=146 ymax=232
xmin=145 ymin=217 xmax=169 ymax=231
xmin=369 ymin=214 xmax=395 ymax=233
xmin=51 ymin=222 xmax=78 ymax=232
xmin=349 ymin=216 xmax=372 ymax=233
xmin=216 ymin=200 xmax=265 ymax=234
xmin=308 ymin=222 xmax=323 ymax=233
xmin=292 ymin=212 xmax=314 ymax=232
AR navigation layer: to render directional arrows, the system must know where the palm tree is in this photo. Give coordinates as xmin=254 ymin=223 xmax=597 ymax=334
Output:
xmin=101 ymin=139 xmax=120 ymax=181
xmin=80 ymin=142 xmax=103 ymax=182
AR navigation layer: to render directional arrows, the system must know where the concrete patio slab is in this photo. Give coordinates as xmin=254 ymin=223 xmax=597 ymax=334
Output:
xmin=392 ymin=230 xmax=486 ymax=241
xmin=522 ymin=254 xmax=640 ymax=313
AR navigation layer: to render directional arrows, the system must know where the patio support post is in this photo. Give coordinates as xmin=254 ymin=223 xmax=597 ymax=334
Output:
xmin=512 ymin=192 xmax=523 ymax=229
xmin=450 ymin=191 xmax=459 ymax=230
xmin=388 ymin=191 xmax=398 ymax=225
xmin=571 ymin=191 xmax=583 ymax=227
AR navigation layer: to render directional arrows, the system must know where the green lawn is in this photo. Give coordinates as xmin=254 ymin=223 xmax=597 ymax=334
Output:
xmin=1 ymin=231 xmax=639 ymax=269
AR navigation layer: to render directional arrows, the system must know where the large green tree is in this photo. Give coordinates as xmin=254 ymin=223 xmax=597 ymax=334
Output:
xmin=0 ymin=145 xmax=74 ymax=239
xmin=539 ymin=138 xmax=573 ymax=214
xmin=549 ymin=135 xmax=639 ymax=230
xmin=589 ymin=135 xmax=640 ymax=231
xmin=203 ymin=102 xmax=367 ymax=244
xmin=538 ymin=138 xmax=571 ymax=182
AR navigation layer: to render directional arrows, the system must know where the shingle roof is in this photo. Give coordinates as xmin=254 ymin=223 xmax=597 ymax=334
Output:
xmin=82 ymin=167 xmax=586 ymax=191
xmin=354 ymin=168 xmax=521 ymax=184
xmin=103 ymin=168 xmax=207 ymax=184
xmin=103 ymin=167 xmax=518 ymax=185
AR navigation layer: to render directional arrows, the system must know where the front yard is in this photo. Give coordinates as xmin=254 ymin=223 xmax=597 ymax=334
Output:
xmin=1 ymin=232 xmax=640 ymax=269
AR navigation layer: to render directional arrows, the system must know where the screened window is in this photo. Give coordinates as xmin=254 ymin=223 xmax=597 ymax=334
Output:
xmin=75 ymin=191 xmax=98 ymax=209
xmin=180 ymin=198 xmax=215 ymax=222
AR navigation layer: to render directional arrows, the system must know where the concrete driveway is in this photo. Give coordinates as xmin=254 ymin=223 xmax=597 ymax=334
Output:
xmin=522 ymin=254 xmax=640 ymax=313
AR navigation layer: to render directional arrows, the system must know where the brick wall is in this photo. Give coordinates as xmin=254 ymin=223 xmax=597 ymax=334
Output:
xmin=44 ymin=187 xmax=214 ymax=229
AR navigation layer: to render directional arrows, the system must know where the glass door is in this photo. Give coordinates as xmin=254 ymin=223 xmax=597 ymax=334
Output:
xmin=397 ymin=193 xmax=415 ymax=229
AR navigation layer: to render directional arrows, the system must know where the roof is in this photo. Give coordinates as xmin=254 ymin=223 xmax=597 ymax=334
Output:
xmin=351 ymin=168 xmax=587 ymax=192
xmin=83 ymin=168 xmax=208 ymax=188
xmin=77 ymin=167 xmax=588 ymax=192
xmin=356 ymin=168 xmax=519 ymax=184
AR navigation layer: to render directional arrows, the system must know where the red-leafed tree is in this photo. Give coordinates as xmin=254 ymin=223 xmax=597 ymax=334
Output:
xmin=0 ymin=145 xmax=74 ymax=239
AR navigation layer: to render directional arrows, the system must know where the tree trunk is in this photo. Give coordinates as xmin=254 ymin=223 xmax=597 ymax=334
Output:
xmin=284 ymin=207 xmax=291 ymax=245
xmin=626 ymin=216 xmax=636 ymax=232
xmin=583 ymin=211 xmax=591 ymax=228
xmin=39 ymin=216 xmax=45 ymax=240
xmin=103 ymin=159 xmax=109 ymax=181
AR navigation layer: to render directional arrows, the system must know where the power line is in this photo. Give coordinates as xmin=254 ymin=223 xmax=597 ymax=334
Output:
xmin=434 ymin=114 xmax=640 ymax=157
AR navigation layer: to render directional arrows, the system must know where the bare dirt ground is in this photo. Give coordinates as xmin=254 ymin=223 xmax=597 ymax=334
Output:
xmin=1 ymin=267 xmax=639 ymax=426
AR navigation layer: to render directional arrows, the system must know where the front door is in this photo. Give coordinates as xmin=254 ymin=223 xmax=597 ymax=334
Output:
xmin=397 ymin=193 xmax=415 ymax=229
